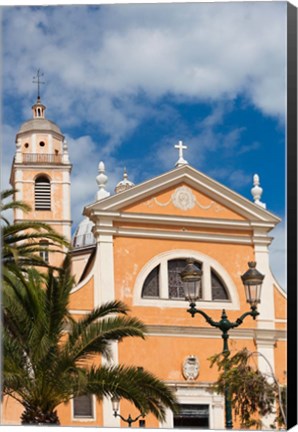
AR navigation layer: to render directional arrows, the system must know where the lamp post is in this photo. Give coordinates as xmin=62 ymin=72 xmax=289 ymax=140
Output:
xmin=111 ymin=396 xmax=145 ymax=428
xmin=180 ymin=259 xmax=264 ymax=429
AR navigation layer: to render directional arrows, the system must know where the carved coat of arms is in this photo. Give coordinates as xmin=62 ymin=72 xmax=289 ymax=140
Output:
xmin=182 ymin=355 xmax=200 ymax=381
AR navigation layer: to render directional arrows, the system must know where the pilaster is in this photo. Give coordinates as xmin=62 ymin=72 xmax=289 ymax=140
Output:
xmin=93 ymin=217 xmax=119 ymax=427
xmin=253 ymin=230 xmax=275 ymax=329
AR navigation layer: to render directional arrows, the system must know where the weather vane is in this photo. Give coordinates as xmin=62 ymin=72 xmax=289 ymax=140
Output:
xmin=32 ymin=69 xmax=45 ymax=100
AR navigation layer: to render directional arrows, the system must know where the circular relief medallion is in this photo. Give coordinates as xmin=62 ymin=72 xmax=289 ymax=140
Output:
xmin=172 ymin=186 xmax=195 ymax=211
xmin=182 ymin=355 xmax=200 ymax=381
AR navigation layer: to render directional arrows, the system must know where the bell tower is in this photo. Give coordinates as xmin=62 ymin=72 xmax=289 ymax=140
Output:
xmin=10 ymin=76 xmax=72 ymax=268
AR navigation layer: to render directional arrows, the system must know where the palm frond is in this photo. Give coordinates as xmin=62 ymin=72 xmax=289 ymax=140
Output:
xmin=81 ymin=365 xmax=178 ymax=421
xmin=66 ymin=315 xmax=146 ymax=363
xmin=2 ymin=247 xmax=178 ymax=424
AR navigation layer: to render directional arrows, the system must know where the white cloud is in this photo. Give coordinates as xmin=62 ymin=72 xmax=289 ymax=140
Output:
xmin=2 ymin=3 xmax=286 ymax=281
xmin=1 ymin=124 xmax=16 ymax=191
xmin=66 ymin=134 xmax=135 ymax=228
xmin=269 ymin=221 xmax=286 ymax=290
xmin=3 ymin=3 xmax=286 ymax=148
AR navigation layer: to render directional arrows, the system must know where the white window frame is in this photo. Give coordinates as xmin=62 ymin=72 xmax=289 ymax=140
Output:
xmin=71 ymin=394 xmax=96 ymax=422
xmin=160 ymin=385 xmax=224 ymax=430
xmin=133 ymin=249 xmax=240 ymax=310
xmin=39 ymin=240 xmax=49 ymax=263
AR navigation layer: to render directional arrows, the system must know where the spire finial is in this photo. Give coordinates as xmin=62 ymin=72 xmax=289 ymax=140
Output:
xmin=96 ymin=161 xmax=110 ymax=200
xmin=32 ymin=69 xmax=46 ymax=119
xmin=175 ymin=140 xmax=188 ymax=167
xmin=251 ymin=174 xmax=266 ymax=209
xmin=32 ymin=69 xmax=45 ymax=101
xmin=115 ymin=167 xmax=135 ymax=193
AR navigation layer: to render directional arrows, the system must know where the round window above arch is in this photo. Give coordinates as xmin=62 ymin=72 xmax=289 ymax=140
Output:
xmin=134 ymin=250 xmax=240 ymax=310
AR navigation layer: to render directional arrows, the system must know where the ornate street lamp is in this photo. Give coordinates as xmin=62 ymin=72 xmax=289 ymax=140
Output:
xmin=180 ymin=259 xmax=264 ymax=429
xmin=111 ymin=396 xmax=145 ymax=428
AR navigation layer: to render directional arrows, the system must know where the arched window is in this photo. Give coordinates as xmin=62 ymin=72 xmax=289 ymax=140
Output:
xmin=35 ymin=176 xmax=51 ymax=210
xmin=140 ymin=256 xmax=229 ymax=302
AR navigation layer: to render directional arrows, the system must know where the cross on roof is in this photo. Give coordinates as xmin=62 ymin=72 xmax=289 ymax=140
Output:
xmin=175 ymin=140 xmax=188 ymax=167
xmin=32 ymin=69 xmax=45 ymax=100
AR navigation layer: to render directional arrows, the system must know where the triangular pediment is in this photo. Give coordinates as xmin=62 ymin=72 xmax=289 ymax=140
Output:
xmin=84 ymin=165 xmax=280 ymax=225
xmin=122 ymin=183 xmax=247 ymax=220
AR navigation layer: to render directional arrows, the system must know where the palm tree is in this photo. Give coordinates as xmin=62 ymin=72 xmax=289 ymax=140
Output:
xmin=1 ymin=189 xmax=69 ymax=284
xmin=3 ymin=256 xmax=177 ymax=425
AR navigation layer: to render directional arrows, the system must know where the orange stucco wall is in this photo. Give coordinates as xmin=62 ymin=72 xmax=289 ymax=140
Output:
xmin=113 ymin=236 xmax=254 ymax=320
xmin=274 ymin=285 xmax=287 ymax=321
xmin=123 ymin=183 xmax=246 ymax=220
xmin=69 ymin=276 xmax=94 ymax=310
xmin=19 ymin=134 xmax=62 ymax=156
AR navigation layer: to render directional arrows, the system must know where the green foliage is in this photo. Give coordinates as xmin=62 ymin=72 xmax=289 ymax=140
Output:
xmin=273 ymin=384 xmax=286 ymax=429
xmin=2 ymin=257 xmax=177 ymax=424
xmin=1 ymin=189 xmax=69 ymax=285
xmin=209 ymin=348 xmax=286 ymax=429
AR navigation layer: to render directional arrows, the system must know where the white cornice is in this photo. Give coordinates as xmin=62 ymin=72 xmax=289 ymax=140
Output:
xmin=13 ymin=179 xmax=72 ymax=185
xmin=90 ymin=210 xmax=276 ymax=232
xmin=145 ymin=324 xmax=286 ymax=341
xmin=13 ymin=162 xmax=72 ymax=171
xmin=15 ymin=219 xmax=72 ymax=225
xmin=93 ymin=225 xmax=272 ymax=245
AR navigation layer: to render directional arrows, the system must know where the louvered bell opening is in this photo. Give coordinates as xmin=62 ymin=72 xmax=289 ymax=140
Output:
xmin=35 ymin=177 xmax=51 ymax=210
xmin=73 ymin=395 xmax=93 ymax=418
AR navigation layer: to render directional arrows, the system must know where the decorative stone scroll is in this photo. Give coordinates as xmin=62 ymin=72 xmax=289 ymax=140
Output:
xmin=172 ymin=186 xmax=195 ymax=210
xmin=182 ymin=355 xmax=200 ymax=381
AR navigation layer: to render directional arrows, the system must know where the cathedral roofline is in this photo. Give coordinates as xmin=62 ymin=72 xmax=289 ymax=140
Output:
xmin=84 ymin=164 xmax=281 ymax=225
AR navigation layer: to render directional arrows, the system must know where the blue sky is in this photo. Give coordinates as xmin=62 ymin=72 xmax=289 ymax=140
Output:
xmin=2 ymin=2 xmax=286 ymax=288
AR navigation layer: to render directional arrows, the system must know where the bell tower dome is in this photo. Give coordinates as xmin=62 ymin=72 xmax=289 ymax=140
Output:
xmin=10 ymin=80 xmax=72 ymax=267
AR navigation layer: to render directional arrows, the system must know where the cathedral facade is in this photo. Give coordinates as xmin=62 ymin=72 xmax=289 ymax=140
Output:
xmin=4 ymin=97 xmax=287 ymax=428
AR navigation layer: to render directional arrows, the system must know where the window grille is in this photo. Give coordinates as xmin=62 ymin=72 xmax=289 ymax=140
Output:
xmin=73 ymin=395 xmax=94 ymax=418
xmin=211 ymin=270 xmax=229 ymax=300
xmin=35 ymin=176 xmax=51 ymax=210
xmin=142 ymin=265 xmax=160 ymax=297
xmin=168 ymin=259 xmax=188 ymax=299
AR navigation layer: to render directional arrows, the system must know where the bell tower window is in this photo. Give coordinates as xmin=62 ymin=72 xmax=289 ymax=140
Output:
xmin=39 ymin=240 xmax=49 ymax=263
xmin=35 ymin=176 xmax=51 ymax=210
